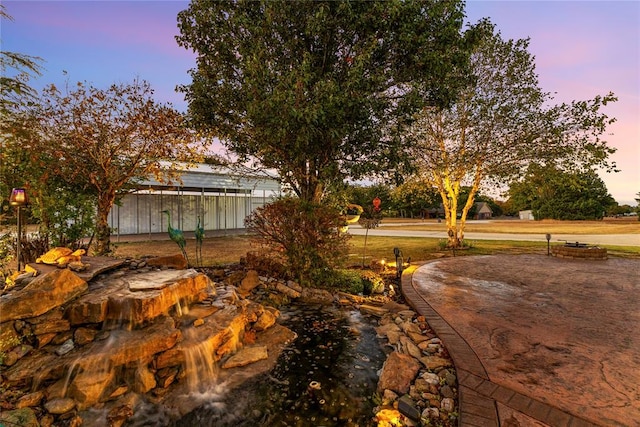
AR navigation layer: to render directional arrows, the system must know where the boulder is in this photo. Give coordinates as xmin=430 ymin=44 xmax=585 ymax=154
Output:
xmin=237 ymin=270 xmax=261 ymax=296
xmin=67 ymin=270 xmax=211 ymax=326
xmin=359 ymin=304 xmax=389 ymax=317
xmin=133 ymin=364 xmax=157 ymax=394
xmin=68 ymin=367 xmax=116 ymax=410
xmin=83 ymin=317 xmax=181 ymax=368
xmin=222 ymin=345 xmax=268 ymax=368
xmin=0 ymin=269 xmax=87 ymax=321
xmin=253 ymin=310 xmax=277 ymax=332
xmin=377 ymin=351 xmax=421 ymax=394
xmin=275 ymin=282 xmax=301 ymax=299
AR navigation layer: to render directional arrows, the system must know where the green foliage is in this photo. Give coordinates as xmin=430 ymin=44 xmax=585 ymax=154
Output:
xmin=0 ymin=231 xmax=15 ymax=280
xmin=177 ymin=0 xmax=478 ymax=202
xmin=508 ymin=163 xmax=615 ymax=220
xmin=390 ymin=178 xmax=440 ymax=218
xmin=407 ymin=22 xmax=617 ymax=247
xmin=0 ymin=7 xmax=43 ymax=211
xmin=359 ymin=269 xmax=385 ymax=295
xmin=312 ymin=268 xmax=364 ymax=294
xmin=339 ymin=184 xmax=392 ymax=215
xmin=245 ymin=197 xmax=350 ymax=285
xmin=3 ymin=80 xmax=209 ymax=256
xmin=310 ymin=268 xmax=384 ymax=295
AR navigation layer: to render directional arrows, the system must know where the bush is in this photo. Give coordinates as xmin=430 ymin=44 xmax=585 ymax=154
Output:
xmin=245 ymin=197 xmax=350 ymax=285
xmin=308 ymin=268 xmax=386 ymax=295
xmin=310 ymin=268 xmax=363 ymax=294
xmin=360 ymin=269 xmax=385 ymax=295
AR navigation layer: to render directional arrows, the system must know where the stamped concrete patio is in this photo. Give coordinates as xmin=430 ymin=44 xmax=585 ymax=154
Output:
xmin=402 ymin=254 xmax=639 ymax=427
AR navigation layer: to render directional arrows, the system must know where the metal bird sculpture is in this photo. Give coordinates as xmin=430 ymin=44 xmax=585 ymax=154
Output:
xmin=162 ymin=210 xmax=189 ymax=265
xmin=195 ymin=215 xmax=205 ymax=266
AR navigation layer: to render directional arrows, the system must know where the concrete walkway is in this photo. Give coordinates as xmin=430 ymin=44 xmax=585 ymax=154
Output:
xmin=401 ymin=255 xmax=640 ymax=427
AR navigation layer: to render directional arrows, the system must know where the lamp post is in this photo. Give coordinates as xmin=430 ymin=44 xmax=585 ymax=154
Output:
xmin=393 ymin=247 xmax=403 ymax=279
xmin=9 ymin=188 xmax=29 ymax=271
xmin=546 ymin=233 xmax=551 ymax=256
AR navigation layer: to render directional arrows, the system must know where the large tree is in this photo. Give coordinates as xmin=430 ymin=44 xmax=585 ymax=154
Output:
xmin=20 ymin=80 xmax=210 ymax=255
xmin=407 ymin=23 xmax=617 ymax=247
xmin=176 ymin=0 xmax=478 ymax=203
xmin=508 ymin=163 xmax=615 ymax=220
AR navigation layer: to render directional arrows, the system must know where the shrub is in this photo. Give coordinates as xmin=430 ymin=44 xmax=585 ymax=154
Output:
xmin=245 ymin=197 xmax=350 ymax=285
xmin=360 ymin=269 xmax=385 ymax=295
xmin=311 ymin=268 xmax=364 ymax=294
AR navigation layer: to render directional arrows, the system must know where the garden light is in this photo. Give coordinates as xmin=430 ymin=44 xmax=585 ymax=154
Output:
xmin=9 ymin=188 xmax=29 ymax=272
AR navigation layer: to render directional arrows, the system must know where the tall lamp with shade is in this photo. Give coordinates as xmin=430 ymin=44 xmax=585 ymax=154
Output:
xmin=9 ymin=188 xmax=29 ymax=271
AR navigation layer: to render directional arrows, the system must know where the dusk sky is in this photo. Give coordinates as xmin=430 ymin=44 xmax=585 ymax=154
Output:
xmin=3 ymin=1 xmax=638 ymax=205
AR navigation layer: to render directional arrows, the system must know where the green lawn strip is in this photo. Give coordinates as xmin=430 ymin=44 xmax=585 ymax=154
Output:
xmin=347 ymin=235 xmax=640 ymax=265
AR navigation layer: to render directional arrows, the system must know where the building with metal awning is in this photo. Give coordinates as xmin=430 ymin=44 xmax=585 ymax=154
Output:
xmin=107 ymin=163 xmax=281 ymax=237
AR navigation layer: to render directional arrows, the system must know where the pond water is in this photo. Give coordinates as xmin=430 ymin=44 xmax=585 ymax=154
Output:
xmin=172 ymin=304 xmax=387 ymax=427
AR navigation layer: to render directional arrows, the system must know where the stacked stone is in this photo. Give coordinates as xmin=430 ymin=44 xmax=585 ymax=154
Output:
xmin=551 ymin=245 xmax=607 ymax=259
xmin=373 ymin=308 xmax=458 ymax=427
xmin=0 ymin=262 xmax=291 ymax=427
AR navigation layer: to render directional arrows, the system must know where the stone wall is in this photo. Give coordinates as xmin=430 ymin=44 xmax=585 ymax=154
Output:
xmin=551 ymin=245 xmax=608 ymax=259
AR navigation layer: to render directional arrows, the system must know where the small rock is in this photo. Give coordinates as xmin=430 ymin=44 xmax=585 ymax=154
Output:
xmin=422 ymin=407 xmax=440 ymax=419
xmin=2 ymin=344 xmax=32 ymax=366
xmin=419 ymin=355 xmax=452 ymax=370
xmin=16 ymin=391 xmax=44 ymax=408
xmin=40 ymin=414 xmax=54 ymax=427
xmin=440 ymin=384 xmax=454 ymax=398
xmin=398 ymin=395 xmax=421 ymax=421
xmin=108 ymin=386 xmax=129 ymax=400
xmin=382 ymin=389 xmax=399 ymax=405
xmin=74 ymin=327 xmax=97 ymax=345
xmin=55 ymin=339 xmax=74 ymax=356
xmin=44 ymin=397 xmax=76 ymax=414
xmin=422 ymin=372 xmax=440 ymax=385
xmin=254 ymin=310 xmax=277 ymax=331
xmin=107 ymin=405 xmax=134 ymax=427
xmin=67 ymin=415 xmax=83 ymax=427
xmin=440 ymin=397 xmax=455 ymax=412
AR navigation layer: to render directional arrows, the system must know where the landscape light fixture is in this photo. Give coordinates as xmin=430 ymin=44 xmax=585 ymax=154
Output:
xmin=546 ymin=233 xmax=551 ymax=256
xmin=9 ymin=188 xmax=29 ymax=271
xmin=393 ymin=247 xmax=403 ymax=279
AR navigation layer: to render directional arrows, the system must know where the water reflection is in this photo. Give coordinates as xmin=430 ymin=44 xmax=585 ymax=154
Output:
xmin=173 ymin=304 xmax=386 ymax=427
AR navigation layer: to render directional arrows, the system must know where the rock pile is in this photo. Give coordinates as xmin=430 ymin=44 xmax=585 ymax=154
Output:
xmin=0 ymin=257 xmax=295 ymax=427
xmin=1 ymin=254 xmax=458 ymax=427
xmin=372 ymin=307 xmax=458 ymax=426
xmin=229 ymin=260 xmax=460 ymax=427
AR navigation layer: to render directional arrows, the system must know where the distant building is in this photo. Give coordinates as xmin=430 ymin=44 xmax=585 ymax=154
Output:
xmin=474 ymin=202 xmax=493 ymax=220
xmin=519 ymin=210 xmax=535 ymax=220
xmin=108 ymin=163 xmax=281 ymax=236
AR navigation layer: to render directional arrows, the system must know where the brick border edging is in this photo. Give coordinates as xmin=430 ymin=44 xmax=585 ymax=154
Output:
xmin=400 ymin=263 xmax=500 ymax=427
xmin=400 ymin=262 xmax=601 ymax=427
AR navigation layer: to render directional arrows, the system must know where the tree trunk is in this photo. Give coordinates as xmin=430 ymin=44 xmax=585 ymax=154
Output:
xmin=440 ymin=179 xmax=462 ymax=249
xmin=445 ymin=201 xmax=461 ymax=248
xmin=95 ymin=191 xmax=116 ymax=256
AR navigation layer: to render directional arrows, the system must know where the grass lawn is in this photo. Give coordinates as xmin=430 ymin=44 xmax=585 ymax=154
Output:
xmin=378 ymin=217 xmax=640 ymax=234
xmin=111 ymin=218 xmax=640 ymax=268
